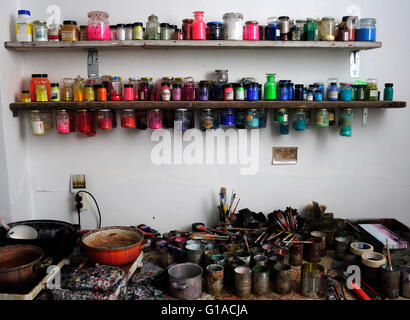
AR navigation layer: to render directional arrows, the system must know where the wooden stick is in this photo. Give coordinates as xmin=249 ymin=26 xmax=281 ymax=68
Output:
xmin=386 ymin=239 xmax=393 ymax=270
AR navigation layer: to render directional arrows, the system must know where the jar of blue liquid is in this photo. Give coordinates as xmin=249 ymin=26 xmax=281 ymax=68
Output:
xmin=213 ymin=82 xmax=225 ymax=101
xmin=340 ymin=83 xmax=353 ymax=101
xmin=306 ymin=89 xmax=314 ymax=101
xmin=314 ymin=89 xmax=323 ymax=101
xmin=235 ymin=109 xmax=245 ymax=129
xmin=314 ymin=82 xmax=325 ymax=97
xmin=327 ymin=82 xmax=339 ymax=101
xmin=245 ymin=109 xmax=259 ymax=129
xmin=266 ymin=17 xmax=280 ymax=40
xmin=288 ymin=83 xmax=294 ymax=100
xmin=246 ymin=83 xmax=258 ymax=101
xmin=258 ymin=109 xmax=267 ymax=128
xmin=356 ymin=18 xmax=376 ymax=41
xmin=279 ymin=83 xmax=289 ymax=101
xmin=293 ymin=108 xmax=306 ymax=131
xmin=383 ymin=83 xmax=394 ymax=101
xmin=220 ymin=108 xmax=235 ymax=126
xmin=295 ymin=84 xmax=304 ymax=101
xmin=279 ymin=123 xmax=289 ymax=135
xmin=339 ymin=108 xmax=353 ymax=137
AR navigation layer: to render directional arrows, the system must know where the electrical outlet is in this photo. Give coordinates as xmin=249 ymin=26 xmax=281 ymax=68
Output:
xmin=71 ymin=174 xmax=87 ymax=212
xmin=75 ymin=191 xmax=88 ymax=212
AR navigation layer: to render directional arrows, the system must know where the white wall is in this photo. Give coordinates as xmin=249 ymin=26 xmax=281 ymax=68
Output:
xmin=1 ymin=0 xmax=409 ymax=231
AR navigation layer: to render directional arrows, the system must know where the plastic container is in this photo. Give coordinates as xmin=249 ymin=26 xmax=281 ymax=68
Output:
xmin=16 ymin=10 xmax=32 ymax=42
xmin=87 ymin=11 xmax=110 ymax=41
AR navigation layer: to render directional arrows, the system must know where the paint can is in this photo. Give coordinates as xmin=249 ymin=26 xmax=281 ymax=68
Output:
xmin=271 ymin=246 xmax=289 ymax=265
xmin=185 ymin=243 xmax=205 ymax=265
xmin=289 ymin=244 xmax=303 ymax=266
xmin=262 ymin=241 xmax=275 ymax=252
xmin=211 ymin=254 xmax=226 ymax=266
xmin=380 ymin=264 xmax=400 ymax=299
xmin=252 ymin=265 xmax=270 ymax=295
xmin=226 ymin=258 xmax=245 ymax=287
xmin=204 ymin=249 xmax=219 ymax=266
xmin=273 ymin=263 xmax=291 ymax=294
xmin=306 ymin=237 xmax=322 ymax=263
xmin=206 ymin=264 xmax=224 ymax=296
xmin=301 ymin=263 xmax=325 ymax=298
xmin=310 ymin=231 xmax=326 ymax=257
xmin=268 ymin=254 xmax=284 ymax=281
xmin=235 ymin=250 xmax=251 ymax=267
xmin=253 ymin=254 xmax=268 ymax=267
xmin=400 ymin=265 xmax=410 ymax=298
xmin=334 ymin=236 xmax=348 ymax=261
xmin=234 ymin=266 xmax=252 ymax=298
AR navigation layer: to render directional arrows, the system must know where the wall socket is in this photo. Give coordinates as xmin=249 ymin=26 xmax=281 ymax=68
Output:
xmin=71 ymin=174 xmax=87 ymax=212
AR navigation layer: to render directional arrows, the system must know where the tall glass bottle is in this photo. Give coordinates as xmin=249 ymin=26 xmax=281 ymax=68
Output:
xmin=264 ymin=73 xmax=277 ymax=100
xmin=146 ymin=14 xmax=160 ymax=40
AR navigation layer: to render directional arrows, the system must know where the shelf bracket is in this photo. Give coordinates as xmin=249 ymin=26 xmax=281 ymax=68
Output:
xmin=12 ymin=109 xmax=18 ymax=118
xmin=349 ymin=50 xmax=360 ymax=78
xmin=87 ymin=49 xmax=99 ymax=79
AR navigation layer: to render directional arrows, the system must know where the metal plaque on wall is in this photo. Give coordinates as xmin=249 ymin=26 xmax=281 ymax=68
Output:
xmin=272 ymin=147 xmax=298 ymax=165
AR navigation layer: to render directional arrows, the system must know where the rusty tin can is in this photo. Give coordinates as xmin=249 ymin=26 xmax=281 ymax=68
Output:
xmin=289 ymin=244 xmax=303 ymax=266
xmin=334 ymin=236 xmax=348 ymax=261
xmin=301 ymin=263 xmax=325 ymax=298
xmin=273 ymin=263 xmax=291 ymax=294
xmin=400 ymin=265 xmax=410 ymax=298
xmin=268 ymin=254 xmax=285 ymax=281
xmin=234 ymin=266 xmax=252 ymax=298
xmin=252 ymin=265 xmax=270 ymax=296
xmin=306 ymin=238 xmax=322 ymax=263
xmin=235 ymin=250 xmax=251 ymax=267
xmin=381 ymin=264 xmax=400 ymax=299
xmin=253 ymin=254 xmax=268 ymax=267
xmin=310 ymin=231 xmax=326 ymax=257
xmin=185 ymin=243 xmax=205 ymax=265
xmin=271 ymin=246 xmax=289 ymax=265
xmin=206 ymin=264 xmax=224 ymax=296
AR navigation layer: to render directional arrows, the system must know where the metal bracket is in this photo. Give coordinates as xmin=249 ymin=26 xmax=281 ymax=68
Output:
xmin=362 ymin=108 xmax=368 ymax=128
xmin=12 ymin=110 xmax=19 ymax=118
xmin=349 ymin=51 xmax=360 ymax=78
xmin=87 ymin=49 xmax=99 ymax=79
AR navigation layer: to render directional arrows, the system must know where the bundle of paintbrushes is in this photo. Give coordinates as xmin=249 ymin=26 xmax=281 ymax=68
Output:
xmin=217 ymin=187 xmax=241 ymax=224
xmin=268 ymin=207 xmax=300 ymax=233
xmin=305 ymin=201 xmax=327 ymax=226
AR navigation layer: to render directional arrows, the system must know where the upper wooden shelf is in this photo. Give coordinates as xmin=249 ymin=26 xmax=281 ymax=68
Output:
xmin=10 ymin=101 xmax=405 ymax=117
xmin=4 ymin=40 xmax=382 ymax=51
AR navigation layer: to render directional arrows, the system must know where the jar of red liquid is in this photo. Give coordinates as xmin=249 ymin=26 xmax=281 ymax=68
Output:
xmin=148 ymin=109 xmax=162 ymax=129
xmin=183 ymin=81 xmax=195 ymax=101
xmin=121 ymin=109 xmax=136 ymax=128
xmin=30 ymin=74 xmax=51 ymax=102
xmin=192 ymin=11 xmax=206 ymax=40
xmin=124 ymin=84 xmax=134 ymax=101
xmin=129 ymin=78 xmax=139 ymax=100
xmin=97 ymin=109 xmax=113 ymax=130
xmin=182 ymin=19 xmax=194 ymax=39
xmin=139 ymin=82 xmax=149 ymax=101
xmin=172 ymin=83 xmax=182 ymax=100
xmin=88 ymin=11 xmax=110 ymax=40
xmin=173 ymin=28 xmax=184 ymax=40
xmin=56 ymin=110 xmax=70 ymax=134
xmin=338 ymin=16 xmax=356 ymax=41
xmin=224 ymin=84 xmax=234 ymax=101
xmin=109 ymin=77 xmax=122 ymax=101
xmin=244 ymin=21 xmax=259 ymax=40
xmin=76 ymin=109 xmax=91 ymax=133
xmin=94 ymin=85 xmax=107 ymax=102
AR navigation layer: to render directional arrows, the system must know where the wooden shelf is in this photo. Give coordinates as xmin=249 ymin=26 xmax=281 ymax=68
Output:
xmin=10 ymin=101 xmax=406 ymax=116
xmin=4 ymin=40 xmax=382 ymax=51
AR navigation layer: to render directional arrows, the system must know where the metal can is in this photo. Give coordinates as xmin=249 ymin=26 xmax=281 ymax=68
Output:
xmin=234 ymin=266 xmax=252 ymax=298
xmin=400 ymin=265 xmax=410 ymax=298
xmin=273 ymin=264 xmax=291 ymax=294
xmin=301 ymin=263 xmax=325 ymax=298
xmin=252 ymin=265 xmax=269 ymax=295
xmin=206 ymin=264 xmax=224 ymax=296
xmin=289 ymin=244 xmax=303 ymax=266
xmin=381 ymin=264 xmax=400 ymax=299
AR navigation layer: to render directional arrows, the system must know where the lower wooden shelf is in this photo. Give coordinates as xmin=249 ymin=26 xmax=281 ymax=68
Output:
xmin=10 ymin=100 xmax=406 ymax=117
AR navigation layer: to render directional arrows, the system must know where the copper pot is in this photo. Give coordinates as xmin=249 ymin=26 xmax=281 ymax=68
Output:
xmin=0 ymin=244 xmax=47 ymax=289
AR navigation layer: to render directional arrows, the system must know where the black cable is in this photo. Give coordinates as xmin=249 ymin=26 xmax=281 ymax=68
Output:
xmin=75 ymin=190 xmax=102 ymax=228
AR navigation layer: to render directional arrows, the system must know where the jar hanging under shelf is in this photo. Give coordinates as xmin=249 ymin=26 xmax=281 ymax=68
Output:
xmin=56 ymin=110 xmax=70 ymax=134
xmin=314 ymin=109 xmax=329 ymax=128
xmin=30 ymin=110 xmax=44 ymax=136
xmin=121 ymin=109 xmax=136 ymax=128
xmin=274 ymin=108 xmax=288 ymax=124
xmin=148 ymin=109 xmax=163 ymax=130
xmin=76 ymin=109 xmax=91 ymax=133
xmin=200 ymin=109 xmax=214 ymax=130
xmin=339 ymin=108 xmax=353 ymax=137
xmin=245 ymin=109 xmax=259 ymax=129
xmin=293 ymin=108 xmax=306 ymax=131
xmin=97 ymin=109 xmax=113 ymax=130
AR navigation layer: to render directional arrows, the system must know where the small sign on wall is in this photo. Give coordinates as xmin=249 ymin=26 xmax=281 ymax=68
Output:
xmin=272 ymin=147 xmax=298 ymax=165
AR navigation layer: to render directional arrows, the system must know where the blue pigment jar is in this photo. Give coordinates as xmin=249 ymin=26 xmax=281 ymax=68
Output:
xmin=288 ymin=83 xmax=294 ymax=100
xmin=235 ymin=109 xmax=245 ymax=129
xmin=246 ymin=84 xmax=258 ymax=101
xmin=245 ymin=109 xmax=259 ymax=129
xmin=279 ymin=123 xmax=289 ymax=135
xmin=213 ymin=82 xmax=225 ymax=101
xmin=327 ymin=82 xmax=339 ymax=101
xmin=258 ymin=109 xmax=267 ymax=128
xmin=340 ymin=83 xmax=353 ymax=101
xmin=295 ymin=84 xmax=304 ymax=101
xmin=220 ymin=108 xmax=235 ymax=126
xmin=314 ymin=89 xmax=323 ymax=101
xmin=356 ymin=18 xmax=376 ymax=41
xmin=293 ymin=109 xmax=306 ymax=131
xmin=266 ymin=20 xmax=280 ymax=40
xmin=279 ymin=84 xmax=289 ymax=101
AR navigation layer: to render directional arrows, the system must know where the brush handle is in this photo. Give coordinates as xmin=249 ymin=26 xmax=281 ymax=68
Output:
xmin=0 ymin=217 xmax=11 ymax=231
xmin=386 ymin=239 xmax=392 ymax=267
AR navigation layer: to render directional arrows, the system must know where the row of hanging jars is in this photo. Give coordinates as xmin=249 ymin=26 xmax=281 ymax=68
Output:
xmin=29 ymin=108 xmax=353 ymax=137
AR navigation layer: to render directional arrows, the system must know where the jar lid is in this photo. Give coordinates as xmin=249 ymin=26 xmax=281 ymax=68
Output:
xmin=124 ymin=84 xmax=133 ymax=88
xmin=122 ymin=109 xmax=134 ymax=112
xmin=278 ymin=16 xmax=290 ymax=20
xmin=125 ymin=23 xmax=133 ymax=28
xmin=77 ymin=109 xmax=88 ymax=112
xmin=342 ymin=16 xmax=356 ymax=21
xmin=246 ymin=21 xmax=258 ymax=24
xmin=385 ymin=83 xmax=393 ymax=87
xmin=18 ymin=10 xmax=31 ymax=16
xmin=57 ymin=109 xmax=67 ymax=112
xmin=80 ymin=25 xmax=87 ymax=29
xmin=199 ymin=82 xmax=208 ymax=87
xmin=33 ymin=20 xmax=47 ymax=24
xmin=278 ymin=108 xmax=286 ymax=112
xmin=223 ymin=108 xmax=233 ymax=111
xmin=22 ymin=90 xmax=29 ymax=93
xmin=225 ymin=84 xmax=233 ymax=88
xmin=160 ymin=23 xmax=169 ymax=28
xmin=31 ymin=110 xmax=41 ymax=113
xmin=133 ymin=22 xmax=143 ymax=27
xmin=110 ymin=25 xmax=116 ymax=29
xmin=117 ymin=24 xmax=125 ymax=28
xmin=99 ymin=109 xmax=111 ymax=112
xmin=193 ymin=11 xmax=204 ymax=15
xmin=182 ymin=19 xmax=194 ymax=23
xmin=322 ymin=17 xmax=335 ymax=21
xmin=330 ymin=82 xmax=338 ymax=86
xmin=88 ymin=11 xmax=109 ymax=18
xmin=295 ymin=84 xmax=304 ymax=88
xmin=176 ymin=108 xmax=188 ymax=111
xmin=170 ymin=25 xmax=177 ymax=29
xmin=248 ymin=108 xmax=257 ymax=111
xmin=175 ymin=28 xmax=182 ymax=32
xmin=141 ymin=77 xmax=153 ymax=80
xmin=207 ymin=21 xmax=223 ymax=25
xmin=223 ymin=13 xmax=244 ymax=20
xmin=51 ymin=83 xmax=59 ymax=87
xmin=32 ymin=74 xmax=48 ymax=78
xmin=63 ymin=20 xmax=77 ymax=25
xmin=360 ymin=18 xmax=376 ymax=23
xmin=94 ymin=84 xmax=103 ymax=88
xmin=203 ymin=108 xmax=212 ymax=111
xmin=215 ymin=69 xmax=228 ymax=73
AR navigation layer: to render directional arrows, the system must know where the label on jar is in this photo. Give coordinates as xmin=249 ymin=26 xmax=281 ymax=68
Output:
xmin=329 ymin=112 xmax=335 ymax=121
xmin=328 ymin=91 xmax=338 ymax=100
xmin=307 ymin=95 xmax=313 ymax=101
xmin=51 ymin=89 xmax=60 ymax=101
xmin=61 ymin=31 xmax=76 ymax=41
xmin=202 ymin=118 xmax=213 ymax=129
xmin=235 ymin=90 xmax=245 ymax=100
xmin=245 ymin=114 xmax=253 ymax=122
xmin=32 ymin=120 xmax=44 ymax=135
xmin=225 ymin=90 xmax=234 ymax=100
xmin=276 ymin=29 xmax=280 ymax=38
xmin=315 ymin=115 xmax=324 ymax=125
xmin=370 ymin=90 xmax=378 ymax=98
xmin=16 ymin=22 xmax=32 ymax=38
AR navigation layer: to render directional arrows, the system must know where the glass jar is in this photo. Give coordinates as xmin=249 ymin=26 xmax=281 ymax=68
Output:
xmin=48 ymin=24 xmax=61 ymax=41
xmin=274 ymin=108 xmax=288 ymax=124
xmin=201 ymin=109 xmax=214 ymax=130
xmin=133 ymin=22 xmax=144 ymax=40
xmin=139 ymin=82 xmax=149 ymax=101
xmin=304 ymin=18 xmax=318 ymax=41
xmin=31 ymin=110 xmax=45 ymax=136
xmin=84 ymin=85 xmax=95 ymax=101
xmin=244 ymin=21 xmax=259 ymax=40
xmin=224 ymin=84 xmax=234 ymax=101
xmin=320 ymin=17 xmax=335 ymax=41
xmin=314 ymin=109 xmax=329 ymax=128
xmin=182 ymin=81 xmax=195 ymax=101
xmin=123 ymin=84 xmax=134 ymax=101
xmin=62 ymin=78 xmax=74 ymax=101
xmin=384 ymin=83 xmax=394 ymax=101
xmin=87 ymin=11 xmax=110 ymax=40
xmin=125 ymin=24 xmax=133 ymax=40
xmin=50 ymin=83 xmax=60 ymax=102
xmin=314 ymin=89 xmax=323 ymax=101
xmin=110 ymin=77 xmax=122 ymax=101
xmin=279 ymin=83 xmax=289 ymax=101
xmin=266 ymin=17 xmax=280 ymax=40
xmin=258 ymin=109 xmax=267 ymax=128
xmin=340 ymin=83 xmax=353 ymax=101
xmin=223 ymin=12 xmax=244 ymax=40
xmin=339 ymin=108 xmax=353 ymax=137
xmin=295 ymin=84 xmax=304 ymax=101
xmin=73 ymin=75 xmax=85 ymax=102
xmin=192 ymin=11 xmax=206 ymax=40
xmin=21 ymin=90 xmax=31 ymax=103
xmin=245 ymin=109 xmax=259 ymax=129
xmin=56 ymin=110 xmax=70 ymax=134
xmin=293 ymin=108 xmax=306 ymax=131
xmin=148 ymin=109 xmax=162 ymax=129
xmin=110 ymin=25 xmax=116 ymax=40
xmin=199 ymin=82 xmax=209 ymax=101
xmin=215 ymin=70 xmax=229 ymax=84
xmin=33 ymin=20 xmax=48 ymax=41
xmin=234 ymin=109 xmax=244 ymax=129
xmin=173 ymin=28 xmax=184 ymax=40
xmin=97 ymin=109 xmax=113 ymax=130
xmin=79 ymin=26 xmax=88 ymax=41
xmin=61 ymin=20 xmax=79 ymax=41
xmin=235 ymin=84 xmax=245 ymax=101
xmin=35 ymin=82 xmax=48 ymax=102
xmin=160 ymin=23 xmax=170 ymax=40
xmin=121 ymin=109 xmax=136 ymax=128
xmin=263 ymin=74 xmax=277 ymax=100
xmin=329 ymin=109 xmax=336 ymax=126
xmin=207 ymin=22 xmax=224 ymax=40
xmin=220 ymin=108 xmax=235 ymax=126
xmin=76 ymin=109 xmax=91 ymax=133
xmin=292 ymin=20 xmax=305 ymax=40
xmin=356 ymin=18 xmax=376 ymax=41
xmin=278 ymin=16 xmax=290 ymax=40
xmin=338 ymin=16 xmax=356 ymax=41
xmin=39 ymin=111 xmax=53 ymax=130
xmin=116 ymin=24 xmax=125 ymax=41
xmin=355 ymin=84 xmax=365 ymax=101
xmin=327 ymin=82 xmax=339 ymax=101
xmin=365 ymin=78 xmax=378 ymax=101
xmin=182 ymin=19 xmax=194 ymax=40
xmin=174 ymin=108 xmax=189 ymax=131
xmin=147 ymin=14 xmax=160 ymax=40
xmin=135 ymin=110 xmax=148 ymax=130
xmin=94 ymin=84 xmax=107 ymax=102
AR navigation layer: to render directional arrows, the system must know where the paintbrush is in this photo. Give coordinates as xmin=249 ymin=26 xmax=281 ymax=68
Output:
xmin=227 ymin=193 xmax=236 ymax=216
xmin=386 ymin=238 xmax=393 ymax=271
xmin=229 ymin=198 xmax=240 ymax=220
xmin=220 ymin=187 xmax=227 ymax=212
xmin=243 ymin=234 xmax=250 ymax=253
